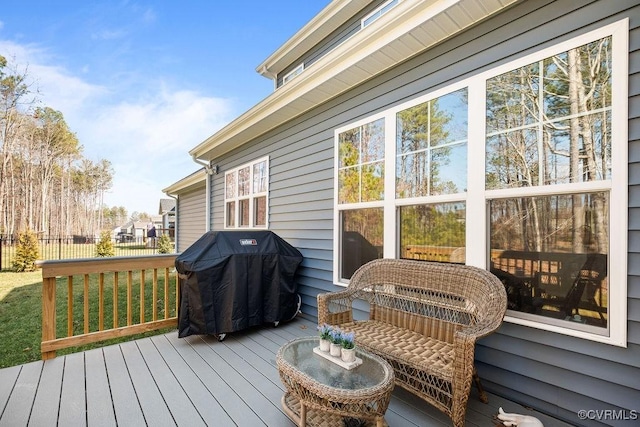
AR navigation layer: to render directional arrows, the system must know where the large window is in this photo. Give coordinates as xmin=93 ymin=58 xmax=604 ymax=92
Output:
xmin=225 ymin=157 xmax=269 ymax=229
xmin=486 ymin=37 xmax=614 ymax=334
xmin=336 ymin=118 xmax=385 ymax=281
xmin=333 ymin=20 xmax=627 ymax=345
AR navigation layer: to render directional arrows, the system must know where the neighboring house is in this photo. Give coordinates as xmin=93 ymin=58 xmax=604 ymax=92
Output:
xmin=117 ymin=221 xmax=148 ymax=240
xmin=158 ymin=198 xmax=176 ymax=235
xmin=178 ymin=1 xmax=638 ymax=425
xmin=163 ymin=169 xmax=207 ymax=252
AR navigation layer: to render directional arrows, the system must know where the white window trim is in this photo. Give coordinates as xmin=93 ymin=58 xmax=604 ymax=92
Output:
xmin=282 ymin=63 xmax=304 ymax=86
xmin=361 ymin=0 xmax=401 ymax=29
xmin=332 ymin=19 xmax=628 ymax=346
xmin=224 ymin=156 xmax=270 ymax=229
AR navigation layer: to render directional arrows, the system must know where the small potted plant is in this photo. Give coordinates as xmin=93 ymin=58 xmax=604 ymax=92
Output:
xmin=329 ymin=328 xmax=343 ymax=357
xmin=317 ymin=323 xmax=332 ymax=352
xmin=340 ymin=331 xmax=356 ymax=363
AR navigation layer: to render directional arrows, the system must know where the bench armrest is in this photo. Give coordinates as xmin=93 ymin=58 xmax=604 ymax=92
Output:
xmin=317 ymin=289 xmax=359 ymax=325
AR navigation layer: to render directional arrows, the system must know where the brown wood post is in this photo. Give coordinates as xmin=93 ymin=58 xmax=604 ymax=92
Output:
xmin=42 ymin=276 xmax=57 ymax=360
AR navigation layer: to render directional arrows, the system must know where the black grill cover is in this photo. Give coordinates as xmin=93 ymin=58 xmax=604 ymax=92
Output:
xmin=175 ymin=230 xmax=303 ymax=338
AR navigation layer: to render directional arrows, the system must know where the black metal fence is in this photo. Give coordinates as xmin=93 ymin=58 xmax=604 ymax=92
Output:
xmin=0 ymin=235 xmax=175 ymax=271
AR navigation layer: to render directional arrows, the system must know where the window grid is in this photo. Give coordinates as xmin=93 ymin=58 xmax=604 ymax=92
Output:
xmin=225 ymin=157 xmax=269 ymax=229
xmin=333 ymin=20 xmax=627 ymax=345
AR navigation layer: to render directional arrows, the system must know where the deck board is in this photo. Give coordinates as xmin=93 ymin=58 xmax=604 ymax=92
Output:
xmin=136 ymin=338 xmax=206 ymax=427
xmin=102 ymin=344 xmax=146 ymax=426
xmin=166 ymin=334 xmax=266 ymax=426
xmin=185 ymin=335 xmax=293 ymax=427
xmin=0 ymin=316 xmax=575 ymax=427
xmin=120 ymin=340 xmax=175 ymax=426
xmin=85 ymin=348 xmax=117 ymax=427
xmin=30 ymin=356 xmax=64 ymax=427
xmin=1 ymin=362 xmax=41 ymax=427
xmin=151 ymin=334 xmax=234 ymax=426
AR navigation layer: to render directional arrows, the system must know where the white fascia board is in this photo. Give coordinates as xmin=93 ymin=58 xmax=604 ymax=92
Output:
xmin=256 ymin=0 xmax=371 ymax=79
xmin=191 ymin=0 xmax=517 ymax=162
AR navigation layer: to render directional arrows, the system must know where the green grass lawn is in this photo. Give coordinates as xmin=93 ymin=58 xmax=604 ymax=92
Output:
xmin=0 ymin=269 xmax=177 ymax=369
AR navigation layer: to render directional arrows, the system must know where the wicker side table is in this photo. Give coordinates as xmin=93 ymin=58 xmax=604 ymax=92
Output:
xmin=276 ymin=336 xmax=394 ymax=427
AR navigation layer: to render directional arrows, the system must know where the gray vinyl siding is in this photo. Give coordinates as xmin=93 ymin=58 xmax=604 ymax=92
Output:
xmin=276 ymin=0 xmax=389 ymax=88
xmin=209 ymin=1 xmax=639 ymax=425
xmin=176 ymin=186 xmax=206 ymax=252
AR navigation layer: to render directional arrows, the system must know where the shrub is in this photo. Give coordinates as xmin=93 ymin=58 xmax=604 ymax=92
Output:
xmin=95 ymin=231 xmax=115 ymax=257
xmin=12 ymin=229 xmax=40 ymax=272
xmin=157 ymin=234 xmax=173 ymax=254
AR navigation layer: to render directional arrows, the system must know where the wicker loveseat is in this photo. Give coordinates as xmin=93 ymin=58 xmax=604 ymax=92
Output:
xmin=317 ymin=259 xmax=507 ymax=427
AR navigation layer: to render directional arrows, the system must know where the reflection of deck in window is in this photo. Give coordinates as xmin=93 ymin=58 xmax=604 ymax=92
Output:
xmin=490 ymin=250 xmax=608 ymax=328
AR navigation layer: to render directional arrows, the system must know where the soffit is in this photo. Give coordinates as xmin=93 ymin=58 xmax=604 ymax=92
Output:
xmin=191 ymin=0 xmax=519 ymax=162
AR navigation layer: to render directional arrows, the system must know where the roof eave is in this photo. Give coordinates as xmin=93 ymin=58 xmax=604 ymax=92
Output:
xmin=162 ymin=169 xmax=207 ymax=195
xmin=255 ymin=0 xmax=371 ymax=79
xmin=191 ymin=0 xmax=519 ymax=162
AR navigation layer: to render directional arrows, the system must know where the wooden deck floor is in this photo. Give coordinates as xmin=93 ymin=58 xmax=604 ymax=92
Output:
xmin=0 ymin=315 xmax=571 ymax=426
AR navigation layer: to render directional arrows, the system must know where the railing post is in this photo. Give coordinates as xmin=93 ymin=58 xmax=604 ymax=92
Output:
xmin=42 ymin=276 xmax=57 ymax=360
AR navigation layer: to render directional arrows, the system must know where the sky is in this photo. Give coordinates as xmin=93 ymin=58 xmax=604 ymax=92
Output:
xmin=0 ymin=1 xmax=329 ymax=216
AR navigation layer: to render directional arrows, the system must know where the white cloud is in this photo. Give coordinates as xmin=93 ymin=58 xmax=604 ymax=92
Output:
xmin=0 ymin=38 xmax=234 ymax=215
xmin=92 ymin=89 xmax=233 ymax=213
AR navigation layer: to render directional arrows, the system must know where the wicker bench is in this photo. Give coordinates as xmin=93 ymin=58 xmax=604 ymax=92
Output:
xmin=317 ymin=259 xmax=507 ymax=427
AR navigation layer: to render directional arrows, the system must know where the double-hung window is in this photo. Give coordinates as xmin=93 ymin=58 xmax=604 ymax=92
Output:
xmin=333 ymin=20 xmax=628 ymax=345
xmin=225 ymin=157 xmax=269 ymax=229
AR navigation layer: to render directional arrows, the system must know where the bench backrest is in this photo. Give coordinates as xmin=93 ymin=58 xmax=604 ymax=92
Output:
xmin=349 ymin=259 xmax=507 ymax=343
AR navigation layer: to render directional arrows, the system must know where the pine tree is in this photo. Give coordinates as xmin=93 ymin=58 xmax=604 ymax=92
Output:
xmin=12 ymin=229 xmax=40 ymax=272
xmin=157 ymin=234 xmax=173 ymax=254
xmin=95 ymin=230 xmax=115 ymax=257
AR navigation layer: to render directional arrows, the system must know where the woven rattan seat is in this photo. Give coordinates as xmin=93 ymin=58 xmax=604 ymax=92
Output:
xmin=340 ymin=321 xmax=455 ymax=378
xmin=318 ymin=259 xmax=507 ymax=427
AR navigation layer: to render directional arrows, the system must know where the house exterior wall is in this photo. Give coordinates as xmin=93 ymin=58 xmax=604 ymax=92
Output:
xmin=176 ymin=186 xmax=206 ymax=252
xmin=207 ymin=1 xmax=639 ymax=424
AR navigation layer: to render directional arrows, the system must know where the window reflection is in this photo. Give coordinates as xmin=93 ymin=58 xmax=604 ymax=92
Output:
xmin=341 ymin=208 xmax=383 ymax=280
xmin=396 ymin=88 xmax=467 ymax=198
xmin=338 ymin=119 xmax=385 ymax=204
xmin=486 ymin=37 xmax=612 ymax=189
xmin=489 ymin=193 xmax=608 ymax=328
xmin=399 ymin=203 xmax=465 ymax=263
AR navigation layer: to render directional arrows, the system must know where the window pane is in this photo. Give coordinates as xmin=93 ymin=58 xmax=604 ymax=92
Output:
xmin=396 ymin=151 xmax=428 ymax=198
xmin=486 ymin=37 xmax=612 ymax=189
xmin=338 ymin=167 xmax=360 ymax=204
xmin=238 ymin=166 xmax=250 ymax=196
xmin=489 ymin=193 xmax=608 ymax=329
xmin=361 ymin=162 xmax=384 ymax=202
xmin=397 ymin=89 xmax=467 ymax=198
xmin=338 ymin=118 xmax=385 ymax=204
xmin=239 ymin=199 xmax=250 ymax=227
xmin=226 ymin=202 xmax=235 ymax=227
xmin=486 ymin=128 xmax=539 ymax=190
xmin=341 ymin=208 xmax=383 ymax=280
xmin=253 ymin=161 xmax=268 ymax=193
xmin=254 ymin=196 xmax=266 ymax=226
xmin=361 ymin=119 xmax=385 ymax=163
xmin=399 ymin=203 xmax=466 ymax=263
xmin=486 ymin=63 xmax=539 ymax=134
xmin=432 ymin=143 xmax=467 ymax=195
xmin=225 ymin=172 xmax=236 ymax=198
xmin=339 ymin=128 xmax=360 ymax=168
xmin=544 ymin=112 xmax=611 ymax=185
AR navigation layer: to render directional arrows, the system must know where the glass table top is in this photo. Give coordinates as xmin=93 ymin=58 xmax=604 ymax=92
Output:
xmin=278 ymin=337 xmax=391 ymax=391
